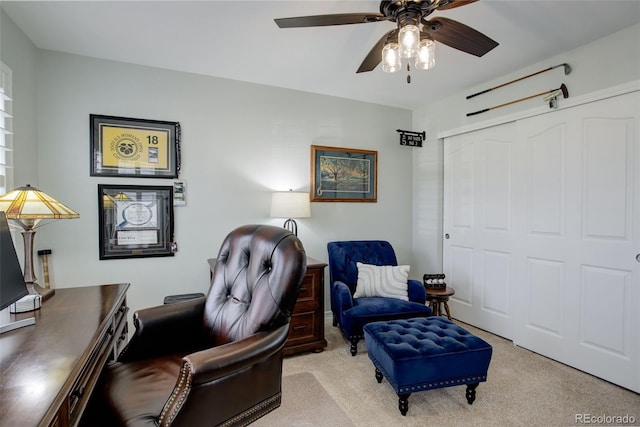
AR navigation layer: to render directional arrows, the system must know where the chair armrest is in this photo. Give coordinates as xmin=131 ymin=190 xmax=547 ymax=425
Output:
xmin=158 ymin=325 xmax=289 ymax=426
xmin=408 ymin=279 xmax=427 ymax=304
xmin=332 ymin=281 xmax=354 ymax=312
xmin=185 ymin=323 xmax=289 ymax=384
xmin=118 ymin=297 xmax=207 ymax=363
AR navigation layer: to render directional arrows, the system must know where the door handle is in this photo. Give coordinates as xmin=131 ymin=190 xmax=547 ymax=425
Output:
xmin=445 ymin=233 xmax=450 ymax=239
xmin=636 ymin=253 xmax=640 ymax=263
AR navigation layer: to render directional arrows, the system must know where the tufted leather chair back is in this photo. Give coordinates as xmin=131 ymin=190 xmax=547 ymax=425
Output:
xmin=205 ymin=224 xmax=306 ymax=345
xmin=327 ymin=240 xmax=398 ymax=295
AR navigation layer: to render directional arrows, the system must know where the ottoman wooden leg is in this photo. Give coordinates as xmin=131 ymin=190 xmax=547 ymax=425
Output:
xmin=349 ymin=337 xmax=359 ymax=356
xmin=466 ymin=382 xmax=479 ymax=404
xmin=398 ymin=394 xmax=410 ymax=416
xmin=375 ymin=368 xmax=383 ymax=383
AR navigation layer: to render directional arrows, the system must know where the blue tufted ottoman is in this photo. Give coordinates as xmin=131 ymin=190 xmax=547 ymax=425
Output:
xmin=363 ymin=317 xmax=492 ymax=416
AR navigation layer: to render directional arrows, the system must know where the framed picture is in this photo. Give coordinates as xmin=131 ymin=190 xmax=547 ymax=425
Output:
xmin=90 ymin=114 xmax=181 ymax=178
xmin=311 ymin=145 xmax=377 ymax=202
xmin=98 ymin=184 xmax=175 ymax=260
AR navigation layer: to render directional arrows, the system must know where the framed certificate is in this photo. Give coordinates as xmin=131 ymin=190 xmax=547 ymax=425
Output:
xmin=90 ymin=115 xmax=181 ymax=178
xmin=98 ymin=184 xmax=175 ymax=260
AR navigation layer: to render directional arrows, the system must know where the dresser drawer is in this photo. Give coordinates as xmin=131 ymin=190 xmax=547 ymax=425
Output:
xmin=68 ymin=328 xmax=113 ymax=424
xmin=288 ymin=311 xmax=317 ymax=342
xmin=112 ymin=299 xmax=129 ymax=360
xmin=68 ymin=293 xmax=128 ymax=425
xmin=296 ymin=270 xmax=318 ymax=304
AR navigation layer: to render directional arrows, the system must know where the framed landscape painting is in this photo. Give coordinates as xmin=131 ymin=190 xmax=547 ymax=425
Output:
xmin=310 ymin=145 xmax=377 ymax=202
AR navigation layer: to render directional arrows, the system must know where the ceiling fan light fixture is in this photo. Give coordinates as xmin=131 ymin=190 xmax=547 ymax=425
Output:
xmin=398 ymin=24 xmax=420 ymax=58
xmin=415 ymin=37 xmax=436 ymax=70
xmin=274 ymin=0 xmax=498 ymax=76
xmin=382 ymin=42 xmax=401 ymax=73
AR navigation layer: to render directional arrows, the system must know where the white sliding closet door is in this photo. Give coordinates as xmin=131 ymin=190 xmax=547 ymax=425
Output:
xmin=443 ymin=123 xmax=517 ymax=339
xmin=512 ymin=92 xmax=640 ymax=392
xmin=443 ymin=91 xmax=640 ymax=392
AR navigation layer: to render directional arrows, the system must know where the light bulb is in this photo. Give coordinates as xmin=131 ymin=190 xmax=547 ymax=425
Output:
xmin=415 ymin=38 xmax=436 ymax=70
xmin=382 ymin=43 xmax=401 ymax=73
xmin=398 ymin=24 xmax=420 ymax=58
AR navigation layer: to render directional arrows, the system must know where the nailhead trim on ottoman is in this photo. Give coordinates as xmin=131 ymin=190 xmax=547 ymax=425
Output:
xmin=364 ymin=317 xmax=492 ymax=416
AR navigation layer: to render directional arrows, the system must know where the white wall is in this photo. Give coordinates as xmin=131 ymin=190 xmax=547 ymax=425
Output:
xmin=411 ymin=23 xmax=640 ymax=278
xmin=2 ymin=9 xmax=414 ymax=317
xmin=30 ymin=50 xmax=413 ymax=317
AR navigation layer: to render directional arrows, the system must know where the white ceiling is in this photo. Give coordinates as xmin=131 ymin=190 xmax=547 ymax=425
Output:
xmin=2 ymin=1 xmax=639 ymax=110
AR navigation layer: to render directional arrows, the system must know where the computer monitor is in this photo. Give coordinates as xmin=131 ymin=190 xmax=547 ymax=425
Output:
xmin=0 ymin=211 xmax=35 ymax=333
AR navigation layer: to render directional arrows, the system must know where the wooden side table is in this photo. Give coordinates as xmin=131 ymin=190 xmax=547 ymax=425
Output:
xmin=426 ymin=287 xmax=455 ymax=320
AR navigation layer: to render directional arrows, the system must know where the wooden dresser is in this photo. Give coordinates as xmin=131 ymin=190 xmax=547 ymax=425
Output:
xmin=284 ymin=257 xmax=327 ymax=356
xmin=0 ymin=283 xmax=129 ymax=427
xmin=207 ymin=257 xmax=327 ymax=356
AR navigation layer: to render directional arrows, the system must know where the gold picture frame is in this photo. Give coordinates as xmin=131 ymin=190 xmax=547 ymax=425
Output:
xmin=90 ymin=115 xmax=181 ymax=178
xmin=310 ymin=145 xmax=377 ymax=202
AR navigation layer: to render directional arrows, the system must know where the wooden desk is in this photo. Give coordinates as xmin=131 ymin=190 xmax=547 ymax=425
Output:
xmin=0 ymin=283 xmax=129 ymax=427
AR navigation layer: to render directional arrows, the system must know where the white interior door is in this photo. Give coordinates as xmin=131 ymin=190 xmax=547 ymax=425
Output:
xmin=443 ymin=91 xmax=640 ymax=392
xmin=443 ymin=123 xmax=517 ymax=339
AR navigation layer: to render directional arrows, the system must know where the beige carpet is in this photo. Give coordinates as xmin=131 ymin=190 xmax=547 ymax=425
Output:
xmin=253 ymin=372 xmax=354 ymax=427
xmin=268 ymin=318 xmax=640 ymax=427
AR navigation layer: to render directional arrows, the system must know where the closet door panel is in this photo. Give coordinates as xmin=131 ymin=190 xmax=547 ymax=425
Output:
xmin=443 ymin=91 xmax=639 ymax=392
xmin=444 ymin=124 xmax=516 ymax=338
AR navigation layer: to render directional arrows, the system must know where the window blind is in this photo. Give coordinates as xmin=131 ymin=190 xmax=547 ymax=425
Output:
xmin=0 ymin=62 xmax=14 ymax=195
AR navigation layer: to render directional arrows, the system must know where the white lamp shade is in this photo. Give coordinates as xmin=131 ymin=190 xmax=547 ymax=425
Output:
xmin=270 ymin=191 xmax=310 ymax=219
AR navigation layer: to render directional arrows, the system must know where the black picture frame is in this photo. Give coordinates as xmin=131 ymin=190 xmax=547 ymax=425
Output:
xmin=90 ymin=114 xmax=181 ymax=178
xmin=98 ymin=184 xmax=175 ymax=260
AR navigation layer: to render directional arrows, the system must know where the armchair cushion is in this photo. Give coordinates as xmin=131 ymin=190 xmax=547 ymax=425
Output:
xmin=106 ymin=355 xmax=182 ymax=426
xmin=354 ymin=262 xmax=410 ymax=301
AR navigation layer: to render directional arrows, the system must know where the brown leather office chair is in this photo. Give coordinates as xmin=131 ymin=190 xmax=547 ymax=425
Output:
xmin=101 ymin=224 xmax=306 ymax=427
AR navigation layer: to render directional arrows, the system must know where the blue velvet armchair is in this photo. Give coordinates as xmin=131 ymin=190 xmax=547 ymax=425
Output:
xmin=327 ymin=240 xmax=432 ymax=356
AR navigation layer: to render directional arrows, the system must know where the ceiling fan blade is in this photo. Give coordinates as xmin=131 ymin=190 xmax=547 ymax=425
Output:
xmin=356 ymin=29 xmax=397 ymax=73
xmin=423 ymin=17 xmax=498 ymax=57
xmin=436 ymin=0 xmax=479 ymax=11
xmin=275 ymin=13 xmax=386 ymax=28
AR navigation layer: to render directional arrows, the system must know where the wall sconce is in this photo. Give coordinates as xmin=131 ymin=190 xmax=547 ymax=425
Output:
xmin=270 ymin=190 xmax=310 ymax=236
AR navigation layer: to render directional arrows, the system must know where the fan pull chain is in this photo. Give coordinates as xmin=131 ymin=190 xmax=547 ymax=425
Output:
xmin=407 ymin=62 xmax=411 ymax=84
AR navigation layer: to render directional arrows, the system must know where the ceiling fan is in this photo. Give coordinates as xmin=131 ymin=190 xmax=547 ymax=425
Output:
xmin=274 ymin=0 xmax=498 ymax=75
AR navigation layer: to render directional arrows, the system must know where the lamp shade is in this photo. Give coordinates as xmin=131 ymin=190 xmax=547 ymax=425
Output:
xmin=270 ymin=191 xmax=310 ymax=219
xmin=0 ymin=184 xmax=79 ymax=298
xmin=0 ymin=185 xmax=79 ymax=220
